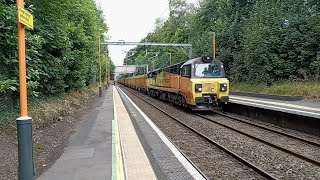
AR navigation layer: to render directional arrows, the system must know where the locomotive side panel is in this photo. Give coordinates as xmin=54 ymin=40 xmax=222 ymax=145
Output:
xmin=118 ymin=57 xmax=229 ymax=111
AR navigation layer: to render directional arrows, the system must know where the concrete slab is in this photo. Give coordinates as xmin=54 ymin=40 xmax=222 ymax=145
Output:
xmin=74 ymin=164 xmax=109 ymax=180
xmin=59 ymin=148 xmax=94 ymax=160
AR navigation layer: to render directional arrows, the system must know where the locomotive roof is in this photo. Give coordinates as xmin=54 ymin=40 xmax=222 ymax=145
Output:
xmin=181 ymin=57 xmax=201 ymax=66
xmin=162 ymin=62 xmax=184 ymax=69
xmin=147 ymin=57 xmax=223 ymax=74
xmin=181 ymin=57 xmax=223 ymax=67
xmin=147 ymin=68 xmax=160 ymax=74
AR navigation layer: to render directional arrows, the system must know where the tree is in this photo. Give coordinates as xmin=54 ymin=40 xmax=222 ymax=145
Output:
xmin=0 ymin=0 xmax=109 ymax=95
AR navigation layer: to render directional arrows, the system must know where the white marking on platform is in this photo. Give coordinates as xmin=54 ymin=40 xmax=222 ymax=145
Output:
xmin=117 ymin=87 xmax=206 ymax=180
xmin=230 ymin=99 xmax=320 ymax=118
xmin=230 ymin=95 xmax=320 ymax=112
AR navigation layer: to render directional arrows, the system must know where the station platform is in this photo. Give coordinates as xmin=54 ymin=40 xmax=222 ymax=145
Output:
xmin=38 ymin=86 xmax=204 ymax=180
xmin=229 ymin=94 xmax=320 ymax=119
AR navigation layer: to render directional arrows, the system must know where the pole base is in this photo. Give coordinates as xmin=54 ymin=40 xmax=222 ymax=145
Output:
xmin=99 ymin=87 xmax=102 ymax=97
xmin=16 ymin=116 xmax=35 ymax=180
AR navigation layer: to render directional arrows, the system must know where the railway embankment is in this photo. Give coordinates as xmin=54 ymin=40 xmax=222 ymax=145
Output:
xmin=0 ymin=85 xmax=101 ymax=180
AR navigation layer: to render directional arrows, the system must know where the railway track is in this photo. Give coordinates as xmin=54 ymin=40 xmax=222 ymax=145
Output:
xmin=195 ymin=113 xmax=320 ymax=166
xmin=211 ymin=110 xmax=320 ymax=147
xmin=120 ymin=85 xmax=320 ymax=179
xmin=120 ymin=86 xmax=276 ymax=179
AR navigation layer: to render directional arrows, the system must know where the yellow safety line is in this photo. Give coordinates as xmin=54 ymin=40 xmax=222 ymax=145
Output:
xmin=113 ymin=87 xmax=125 ymax=180
xmin=230 ymin=95 xmax=320 ymax=112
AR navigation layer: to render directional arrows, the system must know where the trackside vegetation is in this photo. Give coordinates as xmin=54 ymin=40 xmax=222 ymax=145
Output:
xmin=0 ymin=0 xmax=112 ymax=129
xmin=232 ymin=80 xmax=320 ymax=99
xmin=0 ymin=0 xmax=113 ymax=95
xmin=125 ymin=0 xmax=320 ymax=96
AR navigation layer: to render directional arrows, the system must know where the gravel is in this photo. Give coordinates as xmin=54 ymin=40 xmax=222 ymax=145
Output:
xmin=122 ymin=87 xmax=265 ymax=179
xmin=200 ymin=113 xmax=320 ymax=162
xmin=219 ymin=112 xmax=320 ymax=145
xmin=121 ymin=86 xmax=320 ymax=180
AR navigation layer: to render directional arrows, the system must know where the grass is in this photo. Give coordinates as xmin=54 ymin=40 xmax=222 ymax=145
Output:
xmin=231 ymin=80 xmax=320 ymax=99
xmin=0 ymin=110 xmax=19 ymax=134
xmin=0 ymin=94 xmax=64 ymax=132
xmin=33 ymin=143 xmax=46 ymax=152
xmin=0 ymin=84 xmax=99 ymax=132
xmin=29 ymin=84 xmax=98 ymax=129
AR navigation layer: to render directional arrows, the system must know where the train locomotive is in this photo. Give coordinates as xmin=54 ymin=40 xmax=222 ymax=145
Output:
xmin=118 ymin=56 xmax=229 ymax=111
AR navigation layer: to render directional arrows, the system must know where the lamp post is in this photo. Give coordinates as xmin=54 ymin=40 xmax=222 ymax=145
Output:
xmin=16 ymin=0 xmax=34 ymax=179
xmin=106 ymin=59 xmax=108 ymax=89
xmin=104 ymin=34 xmax=111 ymax=89
xmin=209 ymin=32 xmax=216 ymax=58
xmin=148 ymin=53 xmax=158 ymax=70
xmin=213 ymin=32 xmax=216 ymax=58
xmin=98 ymin=31 xmax=102 ymax=97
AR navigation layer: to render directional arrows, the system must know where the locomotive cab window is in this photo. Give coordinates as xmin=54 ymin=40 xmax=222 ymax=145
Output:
xmin=181 ymin=65 xmax=191 ymax=78
xmin=195 ymin=62 xmax=225 ymax=78
xmin=170 ymin=65 xmax=180 ymax=74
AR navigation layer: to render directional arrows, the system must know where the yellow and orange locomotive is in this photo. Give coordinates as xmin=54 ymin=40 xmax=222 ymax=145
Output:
xmin=118 ymin=56 xmax=229 ymax=110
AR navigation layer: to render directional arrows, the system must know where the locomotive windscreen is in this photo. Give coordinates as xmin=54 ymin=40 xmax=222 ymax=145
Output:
xmin=194 ymin=63 xmax=225 ymax=78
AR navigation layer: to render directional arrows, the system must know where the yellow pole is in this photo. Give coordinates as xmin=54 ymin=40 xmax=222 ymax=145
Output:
xmin=213 ymin=32 xmax=216 ymax=58
xmin=169 ymin=53 xmax=172 ymax=65
xmin=98 ymin=32 xmax=102 ymax=97
xmin=106 ymin=58 xmax=108 ymax=88
xmin=16 ymin=0 xmax=34 ymax=179
xmin=107 ymin=61 xmax=110 ymax=84
xmin=17 ymin=0 xmax=27 ymax=117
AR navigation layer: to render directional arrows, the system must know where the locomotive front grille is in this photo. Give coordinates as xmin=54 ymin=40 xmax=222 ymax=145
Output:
xmin=195 ymin=94 xmax=216 ymax=104
xmin=202 ymin=83 xmax=213 ymax=92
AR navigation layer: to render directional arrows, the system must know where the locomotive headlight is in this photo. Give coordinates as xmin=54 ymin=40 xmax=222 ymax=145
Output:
xmin=220 ymin=83 xmax=227 ymax=92
xmin=195 ymin=84 xmax=202 ymax=92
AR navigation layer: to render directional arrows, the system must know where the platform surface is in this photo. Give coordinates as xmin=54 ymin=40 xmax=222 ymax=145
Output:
xmin=37 ymin=85 xmax=204 ymax=180
xmin=114 ymin=86 xmax=156 ymax=179
xmin=38 ymin=87 xmax=114 ymax=180
xmin=116 ymin=86 xmax=205 ymax=180
xmin=230 ymin=95 xmax=320 ymax=119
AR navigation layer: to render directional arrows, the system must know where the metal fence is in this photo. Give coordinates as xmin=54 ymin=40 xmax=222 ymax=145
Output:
xmin=0 ymin=92 xmax=18 ymax=128
xmin=0 ymin=92 xmax=17 ymax=112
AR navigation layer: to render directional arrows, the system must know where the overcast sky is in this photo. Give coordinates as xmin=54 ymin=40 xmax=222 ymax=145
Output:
xmin=95 ymin=0 xmax=197 ymax=66
xmin=95 ymin=0 xmax=167 ymax=66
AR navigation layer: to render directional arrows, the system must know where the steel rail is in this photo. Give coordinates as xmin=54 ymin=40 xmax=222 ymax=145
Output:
xmin=212 ymin=110 xmax=320 ymax=147
xmin=117 ymin=86 xmax=209 ymax=180
xmin=196 ymin=113 xmax=320 ymax=167
xmin=122 ymin=86 xmax=277 ymax=180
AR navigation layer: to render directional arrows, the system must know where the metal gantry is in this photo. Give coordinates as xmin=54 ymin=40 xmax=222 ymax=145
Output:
xmin=101 ymin=41 xmax=193 ymax=59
